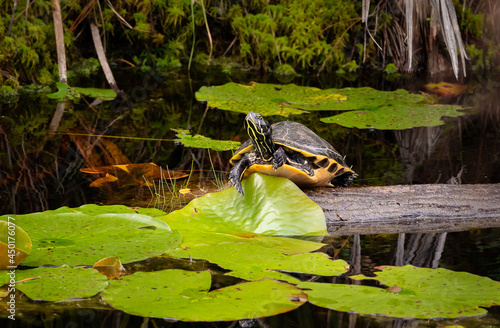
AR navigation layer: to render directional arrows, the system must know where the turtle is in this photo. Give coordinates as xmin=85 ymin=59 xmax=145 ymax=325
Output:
xmin=229 ymin=111 xmax=357 ymax=195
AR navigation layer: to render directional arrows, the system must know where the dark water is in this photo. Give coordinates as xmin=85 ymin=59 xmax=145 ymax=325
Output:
xmin=1 ymin=67 xmax=499 ymax=327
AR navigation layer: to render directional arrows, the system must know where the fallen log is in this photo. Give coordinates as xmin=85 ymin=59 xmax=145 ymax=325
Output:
xmin=305 ymin=184 xmax=500 ymax=235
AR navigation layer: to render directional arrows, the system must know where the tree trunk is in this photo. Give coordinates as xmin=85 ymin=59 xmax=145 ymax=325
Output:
xmin=90 ymin=21 xmax=119 ymax=92
xmin=305 ymin=184 xmax=500 ymax=235
xmin=52 ymin=0 xmax=67 ymax=83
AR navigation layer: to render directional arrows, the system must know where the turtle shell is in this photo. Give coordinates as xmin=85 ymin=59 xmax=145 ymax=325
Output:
xmin=230 ymin=121 xmax=355 ymax=187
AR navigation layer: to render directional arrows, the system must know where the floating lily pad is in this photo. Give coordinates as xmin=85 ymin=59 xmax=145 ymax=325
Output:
xmin=175 ymin=231 xmax=326 ymax=255
xmin=0 ymin=206 xmax=181 ymax=266
xmin=47 ymin=82 xmax=117 ymax=101
xmin=15 ymin=266 xmax=108 ymax=302
xmin=172 ymin=128 xmax=241 ymax=151
xmin=196 ymin=82 xmax=344 ymax=116
xmin=196 ymin=83 xmax=466 ymax=129
xmin=158 ymin=173 xmax=327 ymax=237
xmin=320 ymin=96 xmax=465 ymax=130
xmin=298 ymin=265 xmax=500 ymax=319
xmin=167 ymin=243 xmax=348 ymax=283
xmin=101 ymin=269 xmax=306 ymax=321
xmin=0 ymin=221 xmax=32 ymax=269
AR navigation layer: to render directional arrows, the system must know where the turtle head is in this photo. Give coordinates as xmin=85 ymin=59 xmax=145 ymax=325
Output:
xmin=244 ymin=111 xmax=275 ymax=161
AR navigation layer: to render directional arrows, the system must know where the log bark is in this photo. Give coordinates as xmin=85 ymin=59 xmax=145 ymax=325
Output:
xmin=305 ymin=184 xmax=500 ymax=235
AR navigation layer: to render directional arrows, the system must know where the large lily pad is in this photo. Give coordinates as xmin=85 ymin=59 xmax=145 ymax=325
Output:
xmin=174 ymin=231 xmax=326 ymax=255
xmin=173 ymin=128 xmax=241 ymax=151
xmin=320 ymin=88 xmax=465 ymax=130
xmin=167 ymin=243 xmax=348 ymax=283
xmin=0 ymin=206 xmax=181 ymax=266
xmin=158 ymin=173 xmax=327 ymax=237
xmin=196 ymin=83 xmax=466 ymax=129
xmin=0 ymin=221 xmax=32 ymax=269
xmin=196 ymin=82 xmax=344 ymax=116
xmin=14 ymin=267 xmax=108 ymax=302
xmin=101 ymin=269 xmax=306 ymax=321
xmin=298 ymin=265 xmax=500 ymax=319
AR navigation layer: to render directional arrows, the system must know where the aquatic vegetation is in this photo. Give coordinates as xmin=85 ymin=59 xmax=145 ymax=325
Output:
xmin=172 ymin=128 xmax=241 ymax=151
xmin=0 ymin=221 xmax=31 ymax=269
xmin=1 ymin=177 xmax=500 ymax=320
xmin=102 ymin=270 xmax=306 ymax=321
xmin=0 ymin=205 xmax=181 ymax=266
xmin=14 ymin=266 xmax=108 ymax=302
xmin=299 ymin=265 xmax=500 ymax=319
xmin=46 ymin=82 xmax=117 ymax=101
xmin=196 ymin=82 xmax=466 ymax=129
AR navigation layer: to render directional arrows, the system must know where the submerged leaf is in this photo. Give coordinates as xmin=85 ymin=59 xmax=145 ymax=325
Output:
xmin=423 ymin=82 xmax=469 ymax=97
xmin=173 ymin=128 xmax=241 ymax=151
xmin=0 ymin=206 xmax=181 ymax=266
xmin=81 ymin=163 xmax=188 ymax=188
xmin=15 ymin=267 xmax=108 ymax=302
xmin=101 ymin=269 xmax=306 ymax=321
xmin=299 ymin=265 xmax=500 ymax=319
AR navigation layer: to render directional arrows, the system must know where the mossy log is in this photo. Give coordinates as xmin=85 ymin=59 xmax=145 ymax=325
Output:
xmin=305 ymin=184 xmax=500 ymax=235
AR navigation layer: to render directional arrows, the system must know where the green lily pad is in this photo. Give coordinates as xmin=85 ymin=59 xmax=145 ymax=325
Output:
xmin=0 ymin=221 xmax=32 ymax=269
xmin=172 ymin=128 xmax=241 ymax=151
xmin=175 ymin=230 xmax=326 ymax=255
xmin=167 ymin=243 xmax=348 ymax=283
xmin=196 ymin=82 xmax=345 ymax=116
xmin=101 ymin=269 xmax=306 ymax=321
xmin=320 ymin=87 xmax=465 ymax=129
xmin=196 ymin=83 xmax=466 ymax=129
xmin=298 ymin=265 xmax=500 ymax=319
xmin=14 ymin=266 xmax=108 ymax=302
xmin=0 ymin=207 xmax=181 ymax=266
xmin=47 ymin=82 xmax=117 ymax=101
xmin=158 ymin=173 xmax=327 ymax=237
xmin=51 ymin=204 xmax=168 ymax=218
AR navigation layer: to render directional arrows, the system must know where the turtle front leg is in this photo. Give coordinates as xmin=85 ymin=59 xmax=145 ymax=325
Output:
xmin=272 ymin=147 xmax=286 ymax=170
xmin=229 ymin=154 xmax=252 ymax=195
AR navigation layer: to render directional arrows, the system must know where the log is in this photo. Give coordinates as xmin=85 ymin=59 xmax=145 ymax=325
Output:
xmin=305 ymin=184 xmax=500 ymax=235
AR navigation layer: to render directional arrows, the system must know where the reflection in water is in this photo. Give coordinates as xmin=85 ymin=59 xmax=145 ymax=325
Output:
xmin=395 ymin=126 xmax=443 ymax=183
xmin=394 ymin=232 xmax=447 ymax=268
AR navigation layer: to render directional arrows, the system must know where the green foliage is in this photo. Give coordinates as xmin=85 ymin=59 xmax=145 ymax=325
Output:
xmin=102 ymin=270 xmax=306 ymax=321
xmin=159 ymin=173 xmax=328 ymax=236
xmin=196 ymin=82 xmax=467 ymax=129
xmin=172 ymin=128 xmax=241 ymax=151
xmin=14 ymin=267 xmax=108 ymax=302
xmin=0 ymin=0 xmax=493 ymax=89
xmin=0 ymin=205 xmax=181 ymax=266
xmin=300 ymin=265 xmax=500 ymax=319
xmin=47 ymin=82 xmax=117 ymax=101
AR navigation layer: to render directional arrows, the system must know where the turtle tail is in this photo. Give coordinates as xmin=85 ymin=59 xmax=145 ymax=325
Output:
xmin=331 ymin=172 xmax=358 ymax=187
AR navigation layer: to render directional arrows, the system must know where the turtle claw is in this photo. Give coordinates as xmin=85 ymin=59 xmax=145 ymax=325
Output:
xmin=272 ymin=147 xmax=286 ymax=170
xmin=229 ymin=154 xmax=250 ymax=195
